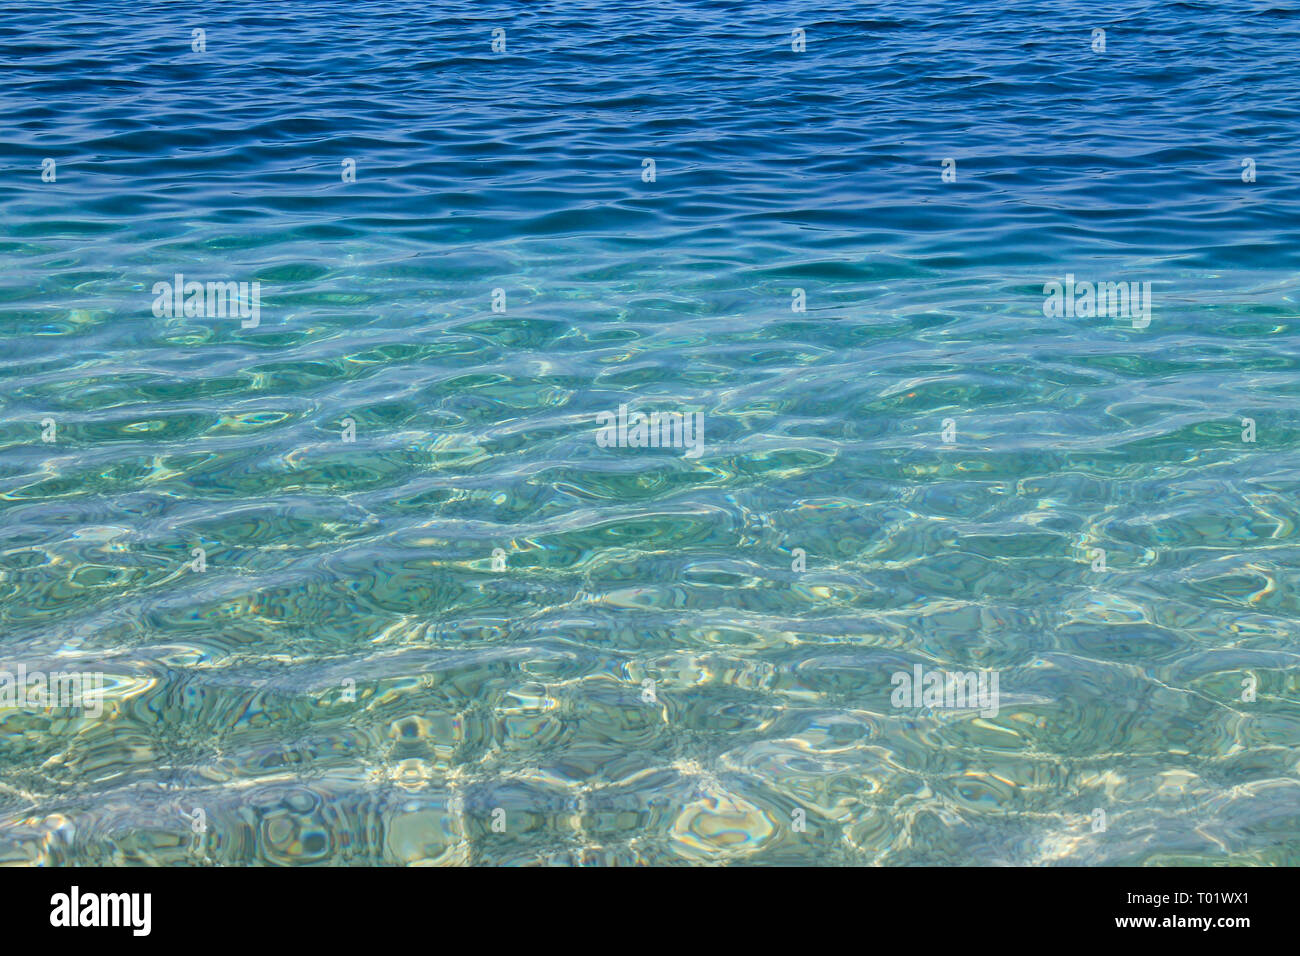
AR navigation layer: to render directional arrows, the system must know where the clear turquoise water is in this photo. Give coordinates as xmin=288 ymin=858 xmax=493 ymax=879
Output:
xmin=1 ymin=0 xmax=1298 ymax=865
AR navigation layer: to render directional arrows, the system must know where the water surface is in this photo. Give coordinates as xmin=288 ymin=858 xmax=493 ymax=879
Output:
xmin=1 ymin=0 xmax=1298 ymax=865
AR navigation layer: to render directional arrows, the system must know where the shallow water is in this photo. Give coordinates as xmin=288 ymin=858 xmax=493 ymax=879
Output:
xmin=1 ymin=0 xmax=1298 ymax=865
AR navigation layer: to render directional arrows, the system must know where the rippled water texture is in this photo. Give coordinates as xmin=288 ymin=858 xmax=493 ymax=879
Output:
xmin=1 ymin=0 xmax=1298 ymax=866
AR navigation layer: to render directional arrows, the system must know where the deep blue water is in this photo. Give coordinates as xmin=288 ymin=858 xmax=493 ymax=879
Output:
xmin=0 ymin=0 xmax=1298 ymax=865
